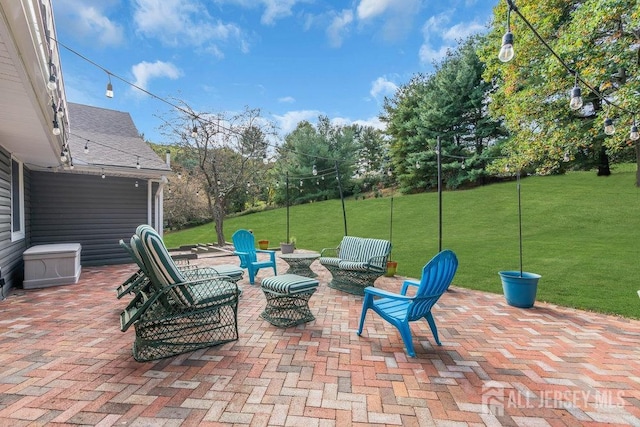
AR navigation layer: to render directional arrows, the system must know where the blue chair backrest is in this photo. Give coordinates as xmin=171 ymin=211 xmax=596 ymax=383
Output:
xmin=232 ymin=230 xmax=258 ymax=263
xmin=407 ymin=250 xmax=458 ymax=321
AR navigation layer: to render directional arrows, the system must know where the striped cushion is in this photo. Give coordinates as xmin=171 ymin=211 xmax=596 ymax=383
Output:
xmin=338 ymin=236 xmax=362 ymax=261
xmin=261 ymin=274 xmax=318 ymax=295
xmin=337 ymin=261 xmax=371 ymax=271
xmin=358 ymin=238 xmax=391 ymax=263
xmin=129 ymin=236 xmax=149 ymax=274
xmin=137 ymin=227 xmax=194 ymax=306
xmin=319 ymin=257 xmax=341 ymax=267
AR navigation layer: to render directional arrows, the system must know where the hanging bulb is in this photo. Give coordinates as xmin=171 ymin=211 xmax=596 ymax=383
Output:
xmin=569 ymin=86 xmax=583 ymax=110
xmin=56 ymin=105 xmax=64 ymax=119
xmin=136 ymin=157 xmax=141 ymax=169
xmin=312 ymin=164 xmax=317 ymax=176
xmin=563 ymin=152 xmax=570 ymax=162
xmin=84 ymin=141 xmax=89 ymax=154
xmin=60 ymin=149 xmax=66 ymax=162
xmin=105 ymin=82 xmax=113 ymax=98
xmin=299 ymin=180 xmax=303 ymax=186
xmin=47 ymin=73 xmax=57 ymax=91
xmin=52 ymin=120 xmax=61 ymax=136
xmin=461 ymin=162 xmax=466 ymax=169
xmin=498 ymin=32 xmax=514 ymax=62
xmin=263 ymin=154 xmax=268 ymax=165
xmin=415 ymin=161 xmax=420 ymax=169
xmin=191 ymin=126 xmax=198 ymax=138
xmin=135 ymin=181 xmax=139 ymax=188
xmin=604 ymin=117 xmax=615 ymax=135
xmin=101 ymin=169 xmax=106 ymax=179
xmin=630 ymin=122 xmax=639 ymax=141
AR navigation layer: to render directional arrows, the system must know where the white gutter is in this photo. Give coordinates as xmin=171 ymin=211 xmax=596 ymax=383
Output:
xmin=154 ymin=176 xmax=168 ymax=237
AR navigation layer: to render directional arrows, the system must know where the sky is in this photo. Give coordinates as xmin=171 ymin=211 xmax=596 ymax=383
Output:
xmin=52 ymin=0 xmax=498 ymax=145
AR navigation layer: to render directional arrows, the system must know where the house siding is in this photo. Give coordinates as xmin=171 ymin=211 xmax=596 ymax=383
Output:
xmin=30 ymin=171 xmax=151 ymax=266
xmin=0 ymin=147 xmax=29 ymax=295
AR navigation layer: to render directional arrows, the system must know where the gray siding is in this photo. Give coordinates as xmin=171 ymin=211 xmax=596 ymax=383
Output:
xmin=30 ymin=172 xmax=150 ymax=266
xmin=0 ymin=147 xmax=29 ymax=295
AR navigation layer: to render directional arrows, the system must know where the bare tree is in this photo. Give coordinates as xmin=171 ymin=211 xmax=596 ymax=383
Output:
xmin=160 ymin=101 xmax=277 ymax=244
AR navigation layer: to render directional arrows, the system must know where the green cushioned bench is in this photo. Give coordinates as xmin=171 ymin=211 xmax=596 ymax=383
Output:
xmin=260 ymin=274 xmax=319 ymax=327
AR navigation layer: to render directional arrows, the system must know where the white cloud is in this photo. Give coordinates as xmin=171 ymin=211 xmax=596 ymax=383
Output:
xmin=278 ymin=96 xmax=296 ymax=103
xmin=356 ymin=0 xmax=392 ymax=20
xmin=356 ymin=0 xmax=420 ymax=41
xmin=133 ymin=0 xmax=246 ymax=54
xmin=443 ymin=22 xmax=488 ymax=42
xmin=418 ymin=12 xmax=489 ymax=66
xmin=370 ymin=76 xmax=398 ymax=100
xmin=273 ymin=110 xmax=322 ymax=135
xmin=131 ymin=60 xmax=182 ymax=91
xmin=327 ymin=10 xmax=354 ymax=48
xmin=53 ymin=0 xmax=124 ymax=46
xmin=213 ymin=0 xmax=307 ymax=25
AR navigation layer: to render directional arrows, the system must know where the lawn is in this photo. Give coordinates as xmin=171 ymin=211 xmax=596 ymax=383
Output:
xmin=164 ymin=164 xmax=640 ymax=319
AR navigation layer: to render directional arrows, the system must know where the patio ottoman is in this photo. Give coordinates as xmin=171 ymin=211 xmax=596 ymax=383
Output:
xmin=260 ymin=274 xmax=319 ymax=327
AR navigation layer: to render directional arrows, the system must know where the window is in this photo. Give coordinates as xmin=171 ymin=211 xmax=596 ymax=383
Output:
xmin=11 ymin=158 xmax=24 ymax=241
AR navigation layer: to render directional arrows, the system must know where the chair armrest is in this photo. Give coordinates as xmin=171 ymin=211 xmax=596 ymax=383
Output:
xmin=256 ymin=249 xmax=276 ymax=261
xmin=401 ymin=280 xmax=420 ymax=295
xmin=320 ymin=247 xmax=339 ymax=257
xmin=363 ymin=286 xmax=411 ymax=301
xmin=365 ymin=255 xmax=389 ymax=270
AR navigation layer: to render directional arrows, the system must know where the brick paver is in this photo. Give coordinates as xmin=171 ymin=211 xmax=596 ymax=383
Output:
xmin=0 ymin=251 xmax=639 ymax=426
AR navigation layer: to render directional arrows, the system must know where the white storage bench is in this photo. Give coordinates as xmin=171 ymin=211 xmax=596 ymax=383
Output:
xmin=23 ymin=243 xmax=82 ymax=289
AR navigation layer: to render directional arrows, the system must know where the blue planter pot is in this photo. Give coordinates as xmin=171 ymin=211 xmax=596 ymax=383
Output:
xmin=499 ymin=271 xmax=541 ymax=308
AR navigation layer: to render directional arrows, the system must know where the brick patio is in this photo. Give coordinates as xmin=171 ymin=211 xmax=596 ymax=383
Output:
xmin=0 ymin=252 xmax=639 ymax=426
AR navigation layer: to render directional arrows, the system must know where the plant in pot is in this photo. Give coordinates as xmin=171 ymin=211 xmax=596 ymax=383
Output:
xmin=499 ymin=168 xmax=541 ymax=308
xmin=280 ymin=236 xmax=295 ymax=254
xmin=258 ymin=239 xmax=269 ymax=250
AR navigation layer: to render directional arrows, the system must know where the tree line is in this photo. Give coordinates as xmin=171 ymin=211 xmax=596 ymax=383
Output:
xmin=151 ymin=0 xmax=639 ymax=244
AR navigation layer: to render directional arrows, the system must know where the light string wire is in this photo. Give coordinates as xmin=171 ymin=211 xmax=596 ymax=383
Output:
xmin=505 ymin=0 xmax=637 ymax=117
xmin=69 ymin=132 xmax=171 ymax=169
xmin=50 ymin=36 xmax=356 ymax=166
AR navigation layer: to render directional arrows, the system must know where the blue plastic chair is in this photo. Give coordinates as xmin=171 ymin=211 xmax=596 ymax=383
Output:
xmin=357 ymin=250 xmax=458 ymax=357
xmin=232 ymin=229 xmax=277 ymax=284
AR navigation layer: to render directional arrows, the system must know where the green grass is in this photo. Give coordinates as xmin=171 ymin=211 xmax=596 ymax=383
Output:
xmin=164 ymin=164 xmax=640 ymax=319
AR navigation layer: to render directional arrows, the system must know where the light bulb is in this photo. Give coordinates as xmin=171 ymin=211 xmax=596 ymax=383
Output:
xmin=630 ymin=124 xmax=639 ymax=141
xmin=191 ymin=126 xmax=198 ymax=138
xmin=101 ymin=171 xmax=106 ymax=179
xmin=105 ymin=82 xmax=113 ymax=98
xmin=136 ymin=157 xmax=141 ymax=169
xmin=604 ymin=118 xmax=615 ymax=135
xmin=569 ymin=86 xmax=583 ymax=110
xmin=563 ymin=152 xmax=570 ymax=162
xmin=84 ymin=142 xmax=89 ymax=154
xmin=263 ymin=154 xmax=268 ymax=165
xmin=47 ymin=74 xmax=57 ymax=90
xmin=52 ymin=121 xmax=61 ymax=135
xmin=135 ymin=181 xmax=139 ymax=188
xmin=60 ymin=150 xmax=66 ymax=162
xmin=498 ymin=32 xmax=514 ymax=62
xmin=415 ymin=161 xmax=420 ymax=169
xmin=312 ymin=164 xmax=317 ymax=176
xmin=57 ymin=106 xmax=64 ymax=119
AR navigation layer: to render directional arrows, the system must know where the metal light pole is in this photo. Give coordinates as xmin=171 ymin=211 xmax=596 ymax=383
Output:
xmin=437 ymin=136 xmax=442 ymax=252
xmin=335 ymin=161 xmax=348 ymax=236
xmin=286 ymin=171 xmax=290 ymax=243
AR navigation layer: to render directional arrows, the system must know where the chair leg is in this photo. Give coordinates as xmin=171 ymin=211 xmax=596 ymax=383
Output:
xmin=396 ymin=322 xmax=416 ymax=357
xmin=248 ymin=267 xmax=256 ymax=285
xmin=357 ymin=294 xmax=373 ymax=335
xmin=425 ymin=312 xmax=442 ymax=346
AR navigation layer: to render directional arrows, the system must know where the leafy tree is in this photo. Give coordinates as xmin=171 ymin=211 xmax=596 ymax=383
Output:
xmin=159 ymin=101 xmax=278 ymax=244
xmin=479 ymin=0 xmax=639 ymax=182
xmin=272 ymin=117 xmax=360 ymax=205
xmin=382 ymin=35 xmax=506 ymax=192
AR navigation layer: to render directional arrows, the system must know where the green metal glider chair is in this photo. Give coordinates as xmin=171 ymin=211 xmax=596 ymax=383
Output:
xmin=120 ymin=225 xmax=241 ymax=362
xmin=232 ymin=229 xmax=277 ymax=284
xmin=357 ymin=250 xmax=458 ymax=357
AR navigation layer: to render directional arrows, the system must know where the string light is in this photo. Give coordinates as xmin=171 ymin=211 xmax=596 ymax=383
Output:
xmin=498 ymin=5 xmax=514 ymax=62
xmin=105 ymin=73 xmax=113 ymax=98
xmin=56 ymin=104 xmax=65 ymax=119
xmin=498 ymin=0 xmax=638 ymax=143
xmin=136 ymin=156 xmax=141 ymax=169
xmin=52 ymin=120 xmax=61 ymax=135
xmin=101 ymin=168 xmax=105 ymax=179
xmin=191 ymin=125 xmax=198 ymax=138
xmin=569 ymin=72 xmax=583 ymax=110
xmin=84 ymin=140 xmax=89 ymax=153
xmin=312 ymin=164 xmax=317 ymax=176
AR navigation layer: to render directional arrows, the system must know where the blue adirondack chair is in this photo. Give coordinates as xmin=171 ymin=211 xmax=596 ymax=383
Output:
xmin=232 ymin=229 xmax=277 ymax=284
xmin=357 ymin=249 xmax=458 ymax=357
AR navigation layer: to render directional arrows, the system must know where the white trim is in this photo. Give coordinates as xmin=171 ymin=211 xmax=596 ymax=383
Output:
xmin=11 ymin=157 xmax=25 ymax=242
